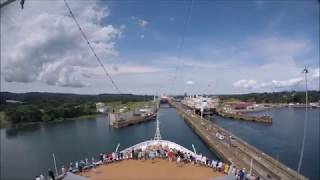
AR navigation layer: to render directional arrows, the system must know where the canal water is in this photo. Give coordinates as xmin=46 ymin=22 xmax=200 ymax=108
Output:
xmin=1 ymin=106 xmax=319 ymax=180
xmin=211 ymin=107 xmax=319 ymax=180
xmin=0 ymin=105 xmax=217 ymax=180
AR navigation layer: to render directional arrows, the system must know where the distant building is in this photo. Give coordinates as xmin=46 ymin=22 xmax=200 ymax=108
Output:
xmin=223 ymin=101 xmax=254 ymax=111
xmin=96 ymin=102 xmax=107 ymax=113
xmin=5 ymin=100 xmax=23 ymax=104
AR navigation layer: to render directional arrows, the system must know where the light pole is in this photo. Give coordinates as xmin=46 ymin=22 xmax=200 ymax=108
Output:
xmin=302 ymin=67 xmax=309 ymax=107
xmin=297 ymin=67 xmax=309 ymax=173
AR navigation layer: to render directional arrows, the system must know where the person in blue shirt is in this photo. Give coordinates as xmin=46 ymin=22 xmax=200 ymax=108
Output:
xmin=238 ymin=169 xmax=245 ymax=180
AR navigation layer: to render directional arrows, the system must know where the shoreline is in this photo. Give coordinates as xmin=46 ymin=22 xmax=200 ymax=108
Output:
xmin=0 ymin=113 xmax=103 ymax=129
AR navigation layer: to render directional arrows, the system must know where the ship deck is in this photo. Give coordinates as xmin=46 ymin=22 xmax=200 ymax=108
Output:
xmin=80 ymin=159 xmax=224 ymax=180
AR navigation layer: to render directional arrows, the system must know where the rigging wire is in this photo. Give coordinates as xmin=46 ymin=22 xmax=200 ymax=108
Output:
xmin=63 ymin=0 xmax=121 ymax=93
xmin=171 ymin=0 xmax=194 ymax=92
xmin=0 ymin=0 xmax=24 ymax=9
xmin=0 ymin=0 xmax=16 ymax=8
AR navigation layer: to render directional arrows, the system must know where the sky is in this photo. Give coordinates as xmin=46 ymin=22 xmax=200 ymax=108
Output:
xmin=1 ymin=0 xmax=319 ymax=95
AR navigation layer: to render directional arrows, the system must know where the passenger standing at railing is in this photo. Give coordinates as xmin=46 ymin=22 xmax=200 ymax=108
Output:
xmin=150 ymin=150 xmax=155 ymax=160
xmin=176 ymin=155 xmax=181 ymax=164
xmin=211 ymin=159 xmax=217 ymax=171
xmin=120 ymin=152 xmax=124 ymax=160
xmin=91 ymin=157 xmax=95 ymax=167
xmin=168 ymin=150 xmax=173 ymax=161
xmin=79 ymin=163 xmax=83 ymax=174
xmin=207 ymin=159 xmax=211 ymax=167
xmin=85 ymin=158 xmax=89 ymax=166
xmin=48 ymin=169 xmax=55 ymax=180
xmin=131 ymin=149 xmax=134 ymax=159
xmin=69 ymin=162 xmax=73 ymax=171
xmin=224 ymin=164 xmax=229 ymax=174
xmin=231 ymin=165 xmax=236 ymax=175
xmin=201 ymin=155 xmax=207 ymax=166
xmin=237 ymin=168 xmax=245 ymax=180
xmin=100 ymin=153 xmax=103 ymax=162
xmin=61 ymin=166 xmax=66 ymax=176
xmin=218 ymin=161 xmax=223 ymax=171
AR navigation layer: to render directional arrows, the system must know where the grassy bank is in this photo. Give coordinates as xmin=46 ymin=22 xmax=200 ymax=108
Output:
xmin=106 ymin=101 xmax=156 ymax=113
xmin=0 ymin=113 xmax=101 ymax=129
xmin=0 ymin=111 xmax=11 ymax=128
xmin=65 ymin=114 xmax=101 ymax=121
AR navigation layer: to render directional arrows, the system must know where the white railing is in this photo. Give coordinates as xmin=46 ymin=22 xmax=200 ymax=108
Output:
xmin=120 ymin=140 xmax=198 ymax=157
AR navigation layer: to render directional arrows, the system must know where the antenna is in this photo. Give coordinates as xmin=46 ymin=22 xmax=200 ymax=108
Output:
xmin=154 ymin=112 xmax=162 ymax=140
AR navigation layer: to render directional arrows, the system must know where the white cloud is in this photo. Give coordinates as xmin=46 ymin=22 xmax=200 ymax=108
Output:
xmin=185 ymin=80 xmax=195 ymax=85
xmin=1 ymin=1 xmax=121 ymax=88
xmin=269 ymin=78 xmax=303 ymax=88
xmin=84 ymin=63 xmax=165 ymax=76
xmin=138 ymin=19 xmax=148 ymax=27
xmin=233 ymin=68 xmax=319 ymax=91
xmin=311 ymin=68 xmax=319 ymax=78
xmin=233 ymin=79 xmax=257 ymax=89
xmin=139 ymin=34 xmax=145 ymax=39
xmin=131 ymin=16 xmax=148 ymax=27
xmin=1 ymin=3 xmax=317 ymax=95
xmin=233 ymin=78 xmax=303 ymax=90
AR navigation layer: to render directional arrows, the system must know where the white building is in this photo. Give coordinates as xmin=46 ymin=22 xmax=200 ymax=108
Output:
xmin=96 ymin=102 xmax=107 ymax=113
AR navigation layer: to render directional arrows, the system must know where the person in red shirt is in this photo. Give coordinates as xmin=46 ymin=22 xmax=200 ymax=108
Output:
xmin=168 ymin=151 xmax=173 ymax=161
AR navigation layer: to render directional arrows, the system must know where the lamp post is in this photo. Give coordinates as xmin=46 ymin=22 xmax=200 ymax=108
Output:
xmin=302 ymin=67 xmax=309 ymax=108
xmin=297 ymin=67 xmax=309 ymax=173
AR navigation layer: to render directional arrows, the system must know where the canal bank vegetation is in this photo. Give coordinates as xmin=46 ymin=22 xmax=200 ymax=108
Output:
xmin=218 ymin=91 xmax=320 ymax=104
xmin=0 ymin=92 xmax=153 ymax=127
xmin=106 ymin=101 xmax=156 ymax=113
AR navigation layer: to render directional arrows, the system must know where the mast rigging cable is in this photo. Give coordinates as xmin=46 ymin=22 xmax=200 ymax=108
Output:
xmin=63 ymin=0 xmax=121 ymax=93
xmin=171 ymin=0 xmax=194 ymax=90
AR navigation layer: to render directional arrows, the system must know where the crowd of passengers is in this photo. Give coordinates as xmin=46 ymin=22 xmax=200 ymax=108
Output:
xmin=36 ymin=144 xmax=260 ymax=180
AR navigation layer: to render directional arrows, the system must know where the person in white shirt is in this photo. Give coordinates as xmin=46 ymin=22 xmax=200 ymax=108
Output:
xmin=75 ymin=161 xmax=79 ymax=169
xmin=201 ymin=156 xmax=207 ymax=166
xmin=39 ymin=174 xmax=45 ymax=180
xmin=61 ymin=166 xmax=66 ymax=175
xmin=218 ymin=161 xmax=223 ymax=172
xmin=211 ymin=160 xmax=217 ymax=171
xmin=196 ymin=155 xmax=202 ymax=165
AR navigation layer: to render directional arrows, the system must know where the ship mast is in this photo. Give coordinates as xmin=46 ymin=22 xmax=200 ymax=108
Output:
xmin=154 ymin=112 xmax=162 ymax=140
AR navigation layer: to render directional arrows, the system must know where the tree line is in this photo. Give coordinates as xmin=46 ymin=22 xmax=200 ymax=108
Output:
xmin=0 ymin=92 xmax=153 ymax=125
xmin=219 ymin=91 xmax=320 ymax=103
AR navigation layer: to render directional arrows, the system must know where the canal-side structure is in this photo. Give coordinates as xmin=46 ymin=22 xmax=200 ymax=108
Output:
xmin=109 ymin=112 xmax=156 ymax=128
xmin=108 ymin=100 xmax=159 ymax=128
xmin=168 ymin=98 xmax=307 ymax=180
xmin=216 ymin=110 xmax=272 ymax=124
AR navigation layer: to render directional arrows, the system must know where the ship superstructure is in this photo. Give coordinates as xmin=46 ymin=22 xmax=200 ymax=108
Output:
xmin=182 ymin=95 xmax=219 ymax=115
